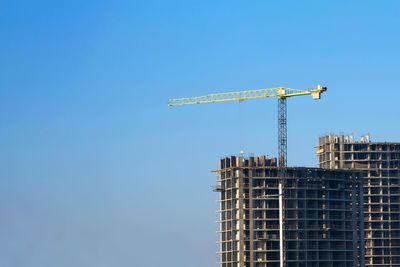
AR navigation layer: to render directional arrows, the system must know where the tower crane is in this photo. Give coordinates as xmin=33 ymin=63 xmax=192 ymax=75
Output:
xmin=168 ymin=84 xmax=327 ymax=267
xmin=168 ymin=84 xmax=327 ymax=167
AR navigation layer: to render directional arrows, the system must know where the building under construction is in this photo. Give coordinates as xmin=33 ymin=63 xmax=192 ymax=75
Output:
xmin=214 ymin=155 xmax=364 ymax=267
xmin=317 ymin=135 xmax=400 ymax=266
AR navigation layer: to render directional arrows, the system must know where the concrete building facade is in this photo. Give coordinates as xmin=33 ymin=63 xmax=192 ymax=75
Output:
xmin=317 ymin=135 xmax=400 ymax=266
xmin=214 ymin=155 xmax=364 ymax=267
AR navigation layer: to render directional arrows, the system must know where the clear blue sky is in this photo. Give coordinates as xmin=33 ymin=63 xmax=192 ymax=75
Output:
xmin=1 ymin=1 xmax=399 ymax=266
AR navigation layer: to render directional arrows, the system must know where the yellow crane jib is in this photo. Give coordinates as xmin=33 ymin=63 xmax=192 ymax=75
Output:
xmin=168 ymin=85 xmax=327 ymax=106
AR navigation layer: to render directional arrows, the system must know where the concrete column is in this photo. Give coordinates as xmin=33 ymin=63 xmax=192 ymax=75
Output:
xmin=279 ymin=182 xmax=284 ymax=267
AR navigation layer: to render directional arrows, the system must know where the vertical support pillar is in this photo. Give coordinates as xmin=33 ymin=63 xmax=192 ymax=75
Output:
xmin=278 ymin=97 xmax=287 ymax=267
xmin=387 ymin=153 xmax=392 ymax=267
xmin=219 ymin=173 xmax=223 ymax=266
xmin=351 ymin=175 xmax=358 ymax=267
xmin=249 ymin=170 xmax=254 ymax=267
xmin=238 ymin=167 xmax=245 ymax=267
xmin=279 ymin=182 xmax=284 ymax=267
xmin=359 ymin=174 xmax=366 ymax=267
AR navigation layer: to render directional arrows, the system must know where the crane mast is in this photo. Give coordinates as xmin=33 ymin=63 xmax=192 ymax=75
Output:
xmin=168 ymin=84 xmax=327 ymax=267
xmin=278 ymin=97 xmax=287 ymax=167
xmin=277 ymin=97 xmax=287 ymax=267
